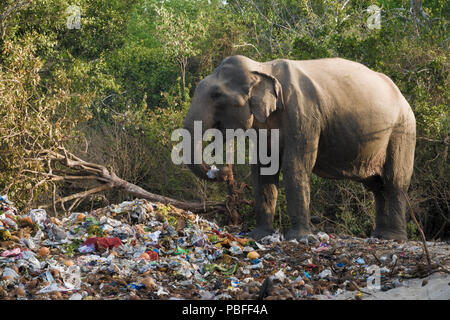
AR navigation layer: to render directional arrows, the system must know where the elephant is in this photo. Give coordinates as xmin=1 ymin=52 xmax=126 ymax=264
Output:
xmin=182 ymin=55 xmax=416 ymax=241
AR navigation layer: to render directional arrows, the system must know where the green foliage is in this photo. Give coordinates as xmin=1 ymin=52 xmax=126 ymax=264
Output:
xmin=1 ymin=0 xmax=448 ymax=239
xmin=107 ymin=44 xmax=178 ymax=107
xmin=61 ymin=239 xmax=83 ymax=257
xmin=0 ymin=35 xmax=90 ymax=209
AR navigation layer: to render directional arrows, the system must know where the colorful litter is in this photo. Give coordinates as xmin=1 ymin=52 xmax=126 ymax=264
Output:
xmin=0 ymin=195 xmax=449 ymax=300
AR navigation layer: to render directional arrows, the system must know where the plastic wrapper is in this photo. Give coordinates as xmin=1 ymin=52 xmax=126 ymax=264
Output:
xmin=1 ymin=217 xmax=18 ymax=230
xmin=1 ymin=248 xmax=22 ymax=257
xmin=2 ymin=267 xmax=19 ymax=280
xmin=27 ymin=209 xmax=47 ymax=229
xmin=318 ymin=269 xmax=332 ymax=279
xmin=206 ymin=165 xmax=220 ymax=179
xmin=229 ymin=245 xmax=243 ymax=256
xmin=273 ymin=269 xmax=286 ymax=282
xmin=37 ymin=283 xmax=73 ymax=294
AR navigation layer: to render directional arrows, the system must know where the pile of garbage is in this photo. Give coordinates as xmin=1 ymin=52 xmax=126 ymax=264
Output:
xmin=1 ymin=194 xmax=449 ymax=300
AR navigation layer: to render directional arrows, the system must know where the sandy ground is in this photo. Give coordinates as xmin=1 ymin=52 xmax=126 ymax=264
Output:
xmin=321 ymin=273 xmax=450 ymax=300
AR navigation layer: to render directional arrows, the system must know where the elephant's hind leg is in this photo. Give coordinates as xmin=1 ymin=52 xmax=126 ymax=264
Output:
xmin=372 ymin=128 xmax=415 ymax=241
xmin=371 ymin=184 xmax=408 ymax=241
xmin=363 ymin=176 xmax=397 ymax=240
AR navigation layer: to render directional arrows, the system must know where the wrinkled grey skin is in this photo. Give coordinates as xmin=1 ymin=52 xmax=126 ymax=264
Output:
xmin=183 ymin=55 xmax=416 ymax=241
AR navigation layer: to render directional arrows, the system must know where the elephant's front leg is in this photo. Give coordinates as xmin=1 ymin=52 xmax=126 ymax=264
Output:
xmin=248 ymin=163 xmax=280 ymax=240
xmin=283 ymin=153 xmax=315 ymax=240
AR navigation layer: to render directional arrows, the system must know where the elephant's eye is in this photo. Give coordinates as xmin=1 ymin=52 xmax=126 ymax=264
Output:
xmin=210 ymin=90 xmax=223 ymax=100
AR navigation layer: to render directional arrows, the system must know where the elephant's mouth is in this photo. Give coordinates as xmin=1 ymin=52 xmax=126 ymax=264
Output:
xmin=213 ymin=120 xmax=223 ymax=131
xmin=212 ymin=120 xmax=226 ymax=136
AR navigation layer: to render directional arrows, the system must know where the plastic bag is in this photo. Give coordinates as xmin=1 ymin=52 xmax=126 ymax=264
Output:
xmin=62 ymin=265 xmax=81 ymax=290
xmin=318 ymin=269 xmax=332 ymax=279
xmin=317 ymin=232 xmax=330 ymax=243
xmin=1 ymin=248 xmax=22 ymax=257
xmin=229 ymin=245 xmax=243 ymax=256
xmin=273 ymin=269 xmax=286 ymax=282
xmin=206 ymin=165 xmax=220 ymax=179
xmin=37 ymin=283 xmax=72 ymax=294
xmin=27 ymin=209 xmax=47 ymax=228
xmin=2 ymin=267 xmax=19 ymax=280
xmin=1 ymin=217 xmax=18 ymax=230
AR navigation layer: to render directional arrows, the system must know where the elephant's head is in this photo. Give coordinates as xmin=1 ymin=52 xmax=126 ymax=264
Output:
xmin=183 ymin=55 xmax=284 ymax=181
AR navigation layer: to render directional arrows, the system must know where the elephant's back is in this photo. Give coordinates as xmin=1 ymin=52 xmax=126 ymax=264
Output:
xmin=285 ymin=58 xmax=415 ymax=180
xmin=288 ymin=58 xmax=413 ymax=127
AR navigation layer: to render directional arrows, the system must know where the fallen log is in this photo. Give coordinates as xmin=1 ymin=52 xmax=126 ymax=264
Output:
xmin=35 ymin=147 xmax=227 ymax=214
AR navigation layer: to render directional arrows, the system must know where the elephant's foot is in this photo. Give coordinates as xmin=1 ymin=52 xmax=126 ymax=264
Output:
xmin=284 ymin=227 xmax=310 ymax=241
xmin=248 ymin=226 xmax=274 ymax=240
xmin=372 ymin=227 xmax=407 ymax=241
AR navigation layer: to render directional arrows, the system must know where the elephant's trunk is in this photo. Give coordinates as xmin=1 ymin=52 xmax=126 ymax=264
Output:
xmin=187 ymin=133 xmax=212 ymax=180
xmin=183 ymin=119 xmax=232 ymax=183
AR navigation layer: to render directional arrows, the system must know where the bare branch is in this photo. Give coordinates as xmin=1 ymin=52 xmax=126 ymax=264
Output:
xmin=39 ymin=184 xmax=112 ymax=209
xmin=32 ymin=148 xmax=229 ymax=214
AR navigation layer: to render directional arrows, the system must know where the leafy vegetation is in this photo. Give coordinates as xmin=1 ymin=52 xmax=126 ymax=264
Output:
xmin=1 ymin=0 xmax=448 ymax=239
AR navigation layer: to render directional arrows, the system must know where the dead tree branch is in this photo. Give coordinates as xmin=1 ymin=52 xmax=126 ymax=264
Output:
xmin=35 ymin=147 xmax=228 ymax=214
xmin=401 ymin=189 xmax=432 ymax=268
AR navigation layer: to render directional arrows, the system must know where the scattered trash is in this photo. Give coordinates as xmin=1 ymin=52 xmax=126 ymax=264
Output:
xmin=354 ymin=291 xmax=363 ymax=300
xmin=26 ymin=209 xmax=47 ymax=229
xmin=303 ymin=271 xmax=311 ymax=280
xmin=317 ymin=232 xmax=330 ymax=243
xmin=247 ymin=251 xmax=259 ymax=260
xmin=0 ymin=195 xmax=449 ymax=300
xmin=206 ymin=165 xmax=220 ymax=179
xmin=392 ymin=254 xmax=398 ymax=265
xmin=37 ymin=283 xmax=73 ymax=294
xmin=62 ymin=265 xmax=81 ymax=290
xmin=273 ymin=269 xmax=286 ymax=282
xmin=229 ymin=245 xmax=243 ymax=256
xmin=1 ymin=248 xmax=22 ymax=257
xmin=2 ymin=267 xmax=19 ymax=280
xmin=391 ymin=279 xmax=403 ymax=288
xmin=38 ymin=247 xmax=50 ymax=257
xmin=318 ymin=269 xmax=332 ymax=279
xmin=81 ymin=237 xmax=122 ymax=251
xmin=69 ymin=293 xmax=83 ymax=300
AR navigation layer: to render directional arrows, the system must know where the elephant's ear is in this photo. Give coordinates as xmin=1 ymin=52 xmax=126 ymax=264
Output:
xmin=248 ymin=71 xmax=284 ymax=123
